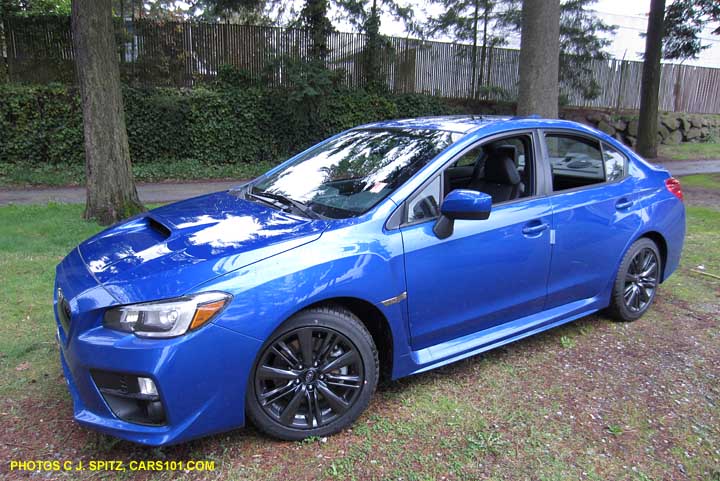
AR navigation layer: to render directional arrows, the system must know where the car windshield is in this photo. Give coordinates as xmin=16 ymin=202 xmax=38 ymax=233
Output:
xmin=250 ymin=128 xmax=461 ymax=219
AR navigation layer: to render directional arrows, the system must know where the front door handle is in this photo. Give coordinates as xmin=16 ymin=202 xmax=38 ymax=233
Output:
xmin=522 ymin=222 xmax=549 ymax=236
xmin=616 ymin=198 xmax=633 ymax=210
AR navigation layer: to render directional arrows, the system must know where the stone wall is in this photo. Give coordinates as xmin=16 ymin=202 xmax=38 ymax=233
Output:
xmin=562 ymin=110 xmax=720 ymax=148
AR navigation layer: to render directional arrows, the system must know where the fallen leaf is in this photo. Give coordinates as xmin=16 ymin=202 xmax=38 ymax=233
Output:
xmin=16 ymin=362 xmax=31 ymax=371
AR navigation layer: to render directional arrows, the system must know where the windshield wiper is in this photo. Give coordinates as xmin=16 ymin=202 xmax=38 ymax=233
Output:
xmin=249 ymin=190 xmax=322 ymax=220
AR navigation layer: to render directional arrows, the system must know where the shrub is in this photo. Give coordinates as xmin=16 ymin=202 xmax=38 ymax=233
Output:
xmin=0 ymin=83 xmax=457 ymax=169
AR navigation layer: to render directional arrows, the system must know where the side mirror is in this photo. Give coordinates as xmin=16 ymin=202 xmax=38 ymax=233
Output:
xmin=433 ymin=189 xmax=492 ymax=239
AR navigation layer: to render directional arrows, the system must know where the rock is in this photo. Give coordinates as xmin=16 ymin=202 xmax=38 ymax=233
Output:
xmin=662 ymin=130 xmax=683 ymax=145
xmin=700 ymin=127 xmax=710 ymax=138
xmin=678 ymin=115 xmax=691 ymax=131
xmin=657 ymin=124 xmax=670 ymax=140
xmin=685 ymin=127 xmax=702 ymax=141
xmin=611 ymin=118 xmax=628 ymax=131
xmin=689 ymin=115 xmax=702 ymax=128
xmin=587 ymin=112 xmax=609 ymax=124
xmin=597 ymin=120 xmax=616 ymax=136
xmin=624 ymin=135 xmax=637 ymax=147
xmin=613 ymin=133 xmax=624 ymax=143
xmin=660 ymin=115 xmax=680 ymax=131
xmin=627 ymin=119 xmax=639 ymax=137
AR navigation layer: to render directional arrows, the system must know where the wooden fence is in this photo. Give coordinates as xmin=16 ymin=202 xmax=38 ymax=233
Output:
xmin=2 ymin=16 xmax=720 ymax=114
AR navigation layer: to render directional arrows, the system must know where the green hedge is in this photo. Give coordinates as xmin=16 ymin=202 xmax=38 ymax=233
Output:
xmin=0 ymin=84 xmax=460 ymax=167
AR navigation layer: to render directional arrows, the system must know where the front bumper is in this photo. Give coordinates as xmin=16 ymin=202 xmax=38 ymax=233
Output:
xmin=54 ymin=249 xmax=262 ymax=446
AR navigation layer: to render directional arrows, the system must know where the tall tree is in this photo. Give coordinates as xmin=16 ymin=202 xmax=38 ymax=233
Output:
xmin=300 ymin=0 xmax=334 ymax=61
xmin=337 ymin=0 xmax=413 ymax=91
xmin=661 ymin=0 xmax=720 ymax=60
xmin=72 ymin=0 xmax=143 ymax=224
xmin=496 ymin=0 xmax=615 ymax=101
xmin=516 ymin=0 xmax=560 ymax=117
xmin=636 ymin=0 xmax=666 ymax=159
xmin=1 ymin=0 xmax=70 ymax=16
xmin=424 ymin=0 xmax=506 ymax=99
xmin=557 ymin=0 xmax=615 ymax=100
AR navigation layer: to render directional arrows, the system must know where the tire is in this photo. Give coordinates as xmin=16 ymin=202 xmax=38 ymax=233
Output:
xmin=607 ymin=238 xmax=662 ymax=322
xmin=246 ymin=306 xmax=378 ymax=441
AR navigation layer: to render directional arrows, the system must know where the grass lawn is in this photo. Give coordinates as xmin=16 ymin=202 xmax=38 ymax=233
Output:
xmin=0 ymin=182 xmax=719 ymax=480
xmin=658 ymin=141 xmax=720 ymax=161
xmin=680 ymin=173 xmax=720 ymax=190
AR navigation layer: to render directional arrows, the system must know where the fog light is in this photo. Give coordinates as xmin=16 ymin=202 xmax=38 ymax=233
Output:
xmin=91 ymin=370 xmax=166 ymax=425
xmin=138 ymin=377 xmax=158 ymax=396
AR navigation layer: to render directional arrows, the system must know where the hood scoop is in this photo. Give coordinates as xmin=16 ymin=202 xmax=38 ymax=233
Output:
xmin=81 ymin=215 xmax=173 ymax=276
xmin=146 ymin=215 xmax=172 ymax=238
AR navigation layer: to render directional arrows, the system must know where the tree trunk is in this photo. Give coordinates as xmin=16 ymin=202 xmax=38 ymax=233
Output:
xmin=72 ymin=0 xmax=144 ymax=225
xmin=470 ymin=0 xmax=479 ymax=100
xmin=516 ymin=0 xmax=560 ymax=118
xmin=364 ymin=0 xmax=382 ymax=91
xmin=637 ymin=0 xmax=666 ymax=158
xmin=478 ymin=1 xmax=489 ymax=100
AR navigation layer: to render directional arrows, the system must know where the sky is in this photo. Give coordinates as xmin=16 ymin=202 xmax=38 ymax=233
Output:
xmin=330 ymin=0 xmax=720 ymax=68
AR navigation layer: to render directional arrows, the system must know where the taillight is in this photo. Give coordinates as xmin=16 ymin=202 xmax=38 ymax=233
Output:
xmin=665 ymin=177 xmax=683 ymax=201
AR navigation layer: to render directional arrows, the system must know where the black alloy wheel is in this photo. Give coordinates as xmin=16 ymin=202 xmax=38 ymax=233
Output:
xmin=623 ymin=247 xmax=659 ymax=314
xmin=608 ymin=238 xmax=661 ymax=322
xmin=247 ymin=307 xmax=378 ymax=440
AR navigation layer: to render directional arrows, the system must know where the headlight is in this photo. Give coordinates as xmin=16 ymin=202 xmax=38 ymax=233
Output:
xmin=103 ymin=292 xmax=231 ymax=338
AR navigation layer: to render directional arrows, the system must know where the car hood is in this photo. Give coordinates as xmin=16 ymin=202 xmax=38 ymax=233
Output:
xmin=77 ymin=190 xmax=327 ymax=304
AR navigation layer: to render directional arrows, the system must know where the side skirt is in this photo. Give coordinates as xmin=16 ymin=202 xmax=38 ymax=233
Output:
xmin=401 ymin=296 xmax=604 ymax=377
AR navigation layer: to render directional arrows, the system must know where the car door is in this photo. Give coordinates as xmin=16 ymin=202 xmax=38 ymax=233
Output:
xmin=399 ymin=131 xmax=553 ymax=350
xmin=541 ymin=131 xmax=642 ymax=310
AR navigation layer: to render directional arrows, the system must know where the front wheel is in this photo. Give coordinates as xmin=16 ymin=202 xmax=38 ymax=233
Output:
xmin=246 ymin=306 xmax=378 ymax=440
xmin=607 ymin=238 xmax=661 ymax=322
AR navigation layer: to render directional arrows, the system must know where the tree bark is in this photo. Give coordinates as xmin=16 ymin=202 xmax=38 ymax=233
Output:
xmin=516 ymin=0 xmax=560 ymax=118
xmin=470 ymin=0 xmax=479 ymax=100
xmin=637 ymin=0 xmax=666 ymax=159
xmin=478 ymin=1 xmax=489 ymax=99
xmin=72 ymin=0 xmax=144 ymax=225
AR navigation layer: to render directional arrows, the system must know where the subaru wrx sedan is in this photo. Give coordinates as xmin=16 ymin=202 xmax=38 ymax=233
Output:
xmin=54 ymin=116 xmax=685 ymax=445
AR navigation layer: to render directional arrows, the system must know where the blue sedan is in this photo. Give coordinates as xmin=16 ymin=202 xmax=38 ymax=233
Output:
xmin=54 ymin=116 xmax=685 ymax=445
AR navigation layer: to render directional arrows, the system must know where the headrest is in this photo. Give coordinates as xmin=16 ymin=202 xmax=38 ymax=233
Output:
xmin=484 ymin=153 xmax=521 ymax=185
xmin=490 ymin=145 xmax=517 ymax=164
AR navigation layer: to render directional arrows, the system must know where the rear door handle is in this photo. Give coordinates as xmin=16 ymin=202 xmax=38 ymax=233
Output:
xmin=522 ymin=222 xmax=549 ymax=236
xmin=615 ymin=198 xmax=633 ymax=210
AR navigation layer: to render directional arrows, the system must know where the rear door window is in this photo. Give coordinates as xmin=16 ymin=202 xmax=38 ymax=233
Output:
xmin=545 ymin=134 xmax=604 ymax=192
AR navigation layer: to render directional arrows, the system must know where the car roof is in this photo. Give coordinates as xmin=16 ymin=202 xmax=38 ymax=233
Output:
xmin=357 ymin=115 xmax=512 ymax=134
xmin=357 ymin=115 xmax=595 ymax=135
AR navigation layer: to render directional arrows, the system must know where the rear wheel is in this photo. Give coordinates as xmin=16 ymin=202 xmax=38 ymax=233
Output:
xmin=607 ymin=238 xmax=661 ymax=322
xmin=247 ymin=306 xmax=378 ymax=440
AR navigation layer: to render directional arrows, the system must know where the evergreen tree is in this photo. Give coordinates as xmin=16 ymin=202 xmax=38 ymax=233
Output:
xmin=423 ymin=0 xmax=506 ymax=99
xmin=1 ymin=0 xmax=70 ymax=16
xmin=299 ymin=0 xmax=334 ymax=61
xmin=338 ymin=0 xmax=413 ymax=91
xmin=661 ymin=0 xmax=720 ymax=60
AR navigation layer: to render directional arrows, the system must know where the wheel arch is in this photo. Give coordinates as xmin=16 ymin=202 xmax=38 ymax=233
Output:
xmin=636 ymin=230 xmax=669 ymax=282
xmin=304 ymin=297 xmax=394 ymax=382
